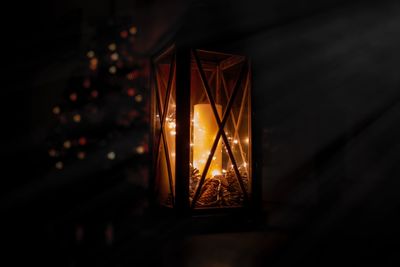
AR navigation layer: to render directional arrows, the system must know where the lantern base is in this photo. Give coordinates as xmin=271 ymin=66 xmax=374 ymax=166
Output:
xmin=188 ymin=209 xmax=264 ymax=234
xmin=148 ymin=204 xmax=263 ymax=234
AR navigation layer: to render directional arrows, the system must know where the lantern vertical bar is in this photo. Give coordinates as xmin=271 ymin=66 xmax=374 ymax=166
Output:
xmin=149 ymin=62 xmax=157 ymax=205
xmin=216 ymin=65 xmax=220 ymax=105
xmin=175 ymin=47 xmax=191 ymax=213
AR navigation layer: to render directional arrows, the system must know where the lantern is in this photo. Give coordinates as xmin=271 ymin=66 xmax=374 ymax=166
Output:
xmin=150 ymin=45 xmax=257 ymax=214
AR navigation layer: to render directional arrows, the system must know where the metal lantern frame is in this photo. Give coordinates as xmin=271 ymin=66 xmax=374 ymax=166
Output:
xmin=150 ymin=44 xmax=260 ymax=215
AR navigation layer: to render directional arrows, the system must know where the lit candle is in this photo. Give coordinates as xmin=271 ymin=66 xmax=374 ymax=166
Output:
xmin=193 ymin=104 xmax=222 ymax=178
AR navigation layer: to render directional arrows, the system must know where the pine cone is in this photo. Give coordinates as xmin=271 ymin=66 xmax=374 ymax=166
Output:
xmin=197 ymin=178 xmax=221 ymax=206
xmin=189 ymin=167 xmax=201 ymax=198
xmin=218 ymin=166 xmax=249 ymax=207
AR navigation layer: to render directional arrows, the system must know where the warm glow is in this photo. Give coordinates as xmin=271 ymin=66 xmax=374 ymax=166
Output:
xmin=193 ymin=104 xmax=222 ymax=178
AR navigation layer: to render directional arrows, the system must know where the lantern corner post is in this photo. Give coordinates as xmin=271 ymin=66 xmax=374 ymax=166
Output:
xmin=148 ymin=56 xmax=158 ymax=210
xmin=174 ymin=46 xmax=191 ymax=215
xmin=249 ymin=61 xmax=262 ymax=215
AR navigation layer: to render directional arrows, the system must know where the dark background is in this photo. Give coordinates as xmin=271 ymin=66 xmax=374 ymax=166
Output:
xmin=2 ymin=0 xmax=400 ymax=266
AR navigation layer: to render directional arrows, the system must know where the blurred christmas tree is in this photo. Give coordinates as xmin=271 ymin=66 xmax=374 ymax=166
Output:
xmin=45 ymin=22 xmax=149 ymax=175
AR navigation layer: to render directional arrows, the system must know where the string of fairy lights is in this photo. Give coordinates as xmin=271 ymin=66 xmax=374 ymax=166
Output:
xmin=46 ymin=24 xmax=149 ymax=170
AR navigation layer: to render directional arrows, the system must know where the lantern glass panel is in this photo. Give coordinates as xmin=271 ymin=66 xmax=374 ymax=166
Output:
xmin=189 ymin=50 xmax=251 ymax=209
xmin=154 ymin=47 xmax=176 ymax=207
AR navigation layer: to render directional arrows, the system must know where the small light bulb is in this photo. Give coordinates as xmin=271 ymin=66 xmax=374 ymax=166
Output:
xmin=108 ymin=43 xmax=117 ymax=51
xmin=69 ymin=93 xmax=78 ymax=102
xmin=52 ymin=106 xmax=61 ymax=115
xmin=63 ymin=140 xmax=72 ymax=149
xmin=129 ymin=26 xmax=137 ymax=35
xmin=73 ymin=114 xmax=81 ymax=123
xmin=91 ymin=90 xmax=99 ymax=98
xmin=55 ymin=161 xmax=63 ymax=170
xmin=109 ymin=66 xmax=117 ymax=74
xmin=135 ymin=146 xmax=145 ymax=154
xmin=78 ymin=137 xmax=87 ymax=146
xmin=77 ymin=151 xmax=86 ymax=160
xmin=170 ymin=130 xmax=176 ymax=136
xmin=89 ymin=58 xmax=98 ymax=70
xmin=48 ymin=149 xmax=57 ymax=157
xmin=87 ymin=50 xmax=95 ymax=58
xmin=83 ymin=79 xmax=91 ymax=88
xmin=233 ymin=139 xmax=238 ymax=144
xmin=211 ymin=170 xmax=221 ymax=176
xmin=110 ymin=53 xmax=119 ymax=61
xmin=135 ymin=94 xmax=143 ymax=102
xmin=168 ymin=122 xmax=176 ymax=129
xmin=127 ymin=88 xmax=135 ymax=96
xmin=107 ymin=151 xmax=116 ymax=160
xmin=120 ymin=30 xmax=128 ymax=38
